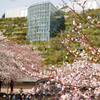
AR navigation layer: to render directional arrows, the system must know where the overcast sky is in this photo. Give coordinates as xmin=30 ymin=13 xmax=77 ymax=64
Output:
xmin=0 ymin=0 xmax=69 ymax=18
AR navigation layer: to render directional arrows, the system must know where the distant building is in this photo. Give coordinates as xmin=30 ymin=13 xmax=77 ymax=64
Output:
xmin=1 ymin=77 xmax=37 ymax=93
xmin=27 ymin=2 xmax=64 ymax=41
xmin=5 ymin=7 xmax=28 ymax=18
xmin=60 ymin=0 xmax=100 ymax=13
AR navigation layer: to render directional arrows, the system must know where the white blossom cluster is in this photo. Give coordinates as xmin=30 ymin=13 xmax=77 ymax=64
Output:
xmin=20 ymin=60 xmax=100 ymax=99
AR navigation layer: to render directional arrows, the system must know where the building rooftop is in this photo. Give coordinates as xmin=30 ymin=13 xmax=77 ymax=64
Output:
xmin=17 ymin=77 xmax=38 ymax=83
xmin=29 ymin=1 xmax=51 ymax=8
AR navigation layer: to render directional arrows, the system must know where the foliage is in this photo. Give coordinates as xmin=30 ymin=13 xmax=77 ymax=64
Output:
xmin=64 ymin=8 xmax=100 ymax=48
xmin=16 ymin=40 xmax=31 ymax=45
xmin=0 ymin=17 xmax=27 ymax=44
xmin=37 ymin=8 xmax=100 ymax=65
xmin=2 ymin=13 xmax=5 ymax=18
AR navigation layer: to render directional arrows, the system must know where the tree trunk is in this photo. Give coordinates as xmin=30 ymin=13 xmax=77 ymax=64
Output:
xmin=0 ymin=81 xmax=2 ymax=92
xmin=10 ymin=80 xmax=14 ymax=92
xmin=7 ymin=83 xmax=9 ymax=93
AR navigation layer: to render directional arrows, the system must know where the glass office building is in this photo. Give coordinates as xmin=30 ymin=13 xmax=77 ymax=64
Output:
xmin=27 ymin=1 xmax=64 ymax=41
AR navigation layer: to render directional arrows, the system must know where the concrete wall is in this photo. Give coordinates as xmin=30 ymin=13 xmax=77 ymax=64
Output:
xmin=5 ymin=7 xmax=28 ymax=18
xmin=1 ymin=82 xmax=35 ymax=93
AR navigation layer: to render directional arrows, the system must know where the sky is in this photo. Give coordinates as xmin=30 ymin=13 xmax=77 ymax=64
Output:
xmin=0 ymin=0 xmax=69 ymax=18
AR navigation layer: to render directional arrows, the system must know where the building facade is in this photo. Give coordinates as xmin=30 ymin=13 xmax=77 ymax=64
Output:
xmin=27 ymin=2 xmax=64 ymax=41
xmin=5 ymin=7 xmax=28 ymax=18
xmin=60 ymin=0 xmax=100 ymax=13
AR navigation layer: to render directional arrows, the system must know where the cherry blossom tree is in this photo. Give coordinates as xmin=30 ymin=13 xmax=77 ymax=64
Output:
xmin=0 ymin=0 xmax=99 ymax=99
xmin=19 ymin=0 xmax=100 ymax=99
xmin=0 ymin=35 xmax=44 ymax=91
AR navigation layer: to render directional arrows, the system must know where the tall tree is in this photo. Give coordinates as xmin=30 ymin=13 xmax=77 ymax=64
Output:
xmin=0 ymin=35 xmax=44 ymax=90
